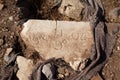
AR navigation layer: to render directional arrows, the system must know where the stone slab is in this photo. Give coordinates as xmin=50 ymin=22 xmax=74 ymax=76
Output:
xmin=21 ymin=20 xmax=94 ymax=70
xmin=58 ymin=0 xmax=84 ymax=20
xmin=16 ymin=56 xmax=34 ymax=80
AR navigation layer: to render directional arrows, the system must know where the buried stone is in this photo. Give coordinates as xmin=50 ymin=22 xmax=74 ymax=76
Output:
xmin=58 ymin=0 xmax=84 ymax=20
xmin=20 ymin=20 xmax=94 ymax=70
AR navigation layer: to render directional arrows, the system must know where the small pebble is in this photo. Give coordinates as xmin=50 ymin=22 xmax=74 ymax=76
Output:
xmin=117 ymin=46 xmax=120 ymax=50
xmin=9 ymin=16 xmax=14 ymax=21
xmin=42 ymin=63 xmax=55 ymax=79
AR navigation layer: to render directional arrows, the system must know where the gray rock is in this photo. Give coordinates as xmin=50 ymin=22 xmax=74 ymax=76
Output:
xmin=20 ymin=20 xmax=94 ymax=70
xmin=42 ymin=63 xmax=55 ymax=79
xmin=109 ymin=7 xmax=120 ymax=20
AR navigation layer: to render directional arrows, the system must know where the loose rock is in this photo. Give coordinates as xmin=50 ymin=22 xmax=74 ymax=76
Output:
xmin=16 ymin=56 xmax=34 ymax=80
xmin=42 ymin=63 xmax=56 ymax=79
xmin=21 ymin=20 xmax=94 ymax=71
xmin=58 ymin=0 xmax=84 ymax=20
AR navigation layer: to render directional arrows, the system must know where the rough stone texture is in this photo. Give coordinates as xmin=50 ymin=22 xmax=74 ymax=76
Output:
xmin=21 ymin=20 xmax=94 ymax=70
xmin=58 ymin=0 xmax=84 ymax=20
xmin=42 ymin=63 xmax=55 ymax=79
xmin=16 ymin=56 xmax=34 ymax=80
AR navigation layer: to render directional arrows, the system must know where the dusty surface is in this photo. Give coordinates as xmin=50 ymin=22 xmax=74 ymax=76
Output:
xmin=21 ymin=20 xmax=93 ymax=70
xmin=0 ymin=0 xmax=120 ymax=80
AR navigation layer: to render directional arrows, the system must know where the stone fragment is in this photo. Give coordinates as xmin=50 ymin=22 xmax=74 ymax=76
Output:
xmin=42 ymin=63 xmax=55 ymax=79
xmin=16 ymin=56 xmax=34 ymax=80
xmin=109 ymin=7 xmax=120 ymax=20
xmin=4 ymin=48 xmax=13 ymax=62
xmin=0 ymin=3 xmax=4 ymax=10
xmin=21 ymin=20 xmax=94 ymax=70
xmin=58 ymin=0 xmax=84 ymax=20
xmin=9 ymin=16 xmax=13 ymax=21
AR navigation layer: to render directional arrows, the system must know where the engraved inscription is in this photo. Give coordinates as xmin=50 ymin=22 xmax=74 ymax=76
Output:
xmin=21 ymin=20 xmax=94 ymax=70
xmin=29 ymin=29 xmax=93 ymax=51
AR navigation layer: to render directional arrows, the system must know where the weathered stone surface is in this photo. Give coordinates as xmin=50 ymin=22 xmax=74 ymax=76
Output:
xmin=58 ymin=0 xmax=84 ymax=20
xmin=21 ymin=20 xmax=94 ymax=70
xmin=16 ymin=56 xmax=34 ymax=80
xmin=9 ymin=16 xmax=13 ymax=21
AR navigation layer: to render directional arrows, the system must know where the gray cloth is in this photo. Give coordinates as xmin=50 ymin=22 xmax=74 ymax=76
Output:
xmin=69 ymin=0 xmax=116 ymax=80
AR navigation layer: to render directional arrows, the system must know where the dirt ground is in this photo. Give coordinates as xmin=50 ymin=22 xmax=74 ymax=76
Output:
xmin=0 ymin=0 xmax=120 ymax=80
